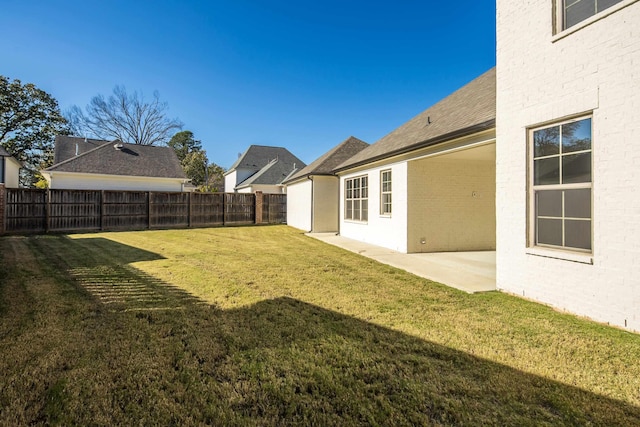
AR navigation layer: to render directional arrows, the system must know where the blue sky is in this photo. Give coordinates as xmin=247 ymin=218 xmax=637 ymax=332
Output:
xmin=1 ymin=0 xmax=496 ymax=169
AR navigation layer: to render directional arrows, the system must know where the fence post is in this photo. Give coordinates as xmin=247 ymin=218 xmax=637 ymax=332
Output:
xmin=222 ymin=193 xmax=226 ymax=226
xmin=188 ymin=192 xmax=192 ymax=228
xmin=45 ymin=189 xmax=51 ymax=233
xmin=0 ymin=184 xmax=5 ymax=235
xmin=100 ymin=190 xmax=105 ymax=231
xmin=147 ymin=192 xmax=151 ymax=229
xmin=255 ymin=191 xmax=263 ymax=225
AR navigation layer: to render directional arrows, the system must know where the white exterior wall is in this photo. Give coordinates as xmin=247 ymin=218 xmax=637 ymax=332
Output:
xmin=339 ymin=162 xmax=408 ymax=253
xmin=224 ymin=171 xmax=237 ymax=192
xmin=496 ymin=0 xmax=640 ymax=331
xmin=3 ymin=158 xmax=20 ymax=188
xmin=45 ymin=172 xmax=187 ymax=192
xmin=312 ymin=176 xmax=339 ymax=233
xmin=286 ymin=179 xmax=312 ymax=232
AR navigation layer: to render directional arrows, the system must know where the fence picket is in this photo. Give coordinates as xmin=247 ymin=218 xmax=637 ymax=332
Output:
xmin=3 ymin=189 xmax=286 ymax=234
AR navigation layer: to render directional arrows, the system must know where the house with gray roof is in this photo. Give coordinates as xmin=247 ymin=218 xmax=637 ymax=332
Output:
xmin=283 ymin=136 xmax=368 ymax=233
xmin=42 ymin=136 xmax=189 ymax=192
xmin=333 ymin=68 xmax=496 ymax=254
xmin=0 ymin=145 xmax=21 ymax=188
xmin=224 ymin=145 xmax=305 ymax=194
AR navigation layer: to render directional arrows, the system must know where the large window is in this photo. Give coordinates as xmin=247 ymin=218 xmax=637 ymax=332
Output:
xmin=380 ymin=170 xmax=392 ymax=215
xmin=530 ymin=116 xmax=592 ymax=251
xmin=562 ymin=0 xmax=624 ymax=29
xmin=345 ymin=175 xmax=368 ymax=222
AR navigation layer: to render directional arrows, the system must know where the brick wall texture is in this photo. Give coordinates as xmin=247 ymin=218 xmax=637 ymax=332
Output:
xmin=496 ymin=0 xmax=640 ymax=331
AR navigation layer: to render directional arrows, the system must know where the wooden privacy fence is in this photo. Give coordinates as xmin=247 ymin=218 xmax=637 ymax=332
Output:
xmin=1 ymin=187 xmax=286 ymax=234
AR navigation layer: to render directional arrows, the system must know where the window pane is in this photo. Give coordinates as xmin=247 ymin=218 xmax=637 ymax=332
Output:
xmin=534 ymin=126 xmax=560 ymax=157
xmin=534 ymin=157 xmax=560 ymax=185
xmin=562 ymin=118 xmax=591 ymax=153
xmin=565 ymin=0 xmax=596 ymax=28
xmin=598 ymin=0 xmax=624 ymax=13
xmin=538 ymin=218 xmax=563 ymax=246
xmin=354 ymin=200 xmax=360 ymax=219
xmin=565 ymin=219 xmax=591 ymax=250
xmin=362 ymin=200 xmax=368 ymax=221
xmin=564 ymin=188 xmax=591 ymax=218
xmin=537 ymin=190 xmax=562 ymax=217
xmin=346 ymin=200 xmax=352 ymax=219
xmin=562 ymin=152 xmax=591 ymax=183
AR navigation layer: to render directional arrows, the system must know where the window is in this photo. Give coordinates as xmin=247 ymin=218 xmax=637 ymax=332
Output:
xmin=530 ymin=116 xmax=592 ymax=252
xmin=562 ymin=0 xmax=624 ymax=29
xmin=380 ymin=170 xmax=392 ymax=215
xmin=345 ymin=175 xmax=368 ymax=221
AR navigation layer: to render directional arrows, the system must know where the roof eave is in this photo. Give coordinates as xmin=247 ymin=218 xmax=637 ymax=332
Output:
xmin=333 ymin=119 xmax=496 ymax=173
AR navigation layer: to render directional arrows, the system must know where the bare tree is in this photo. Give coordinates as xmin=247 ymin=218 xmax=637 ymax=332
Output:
xmin=67 ymin=86 xmax=183 ymax=145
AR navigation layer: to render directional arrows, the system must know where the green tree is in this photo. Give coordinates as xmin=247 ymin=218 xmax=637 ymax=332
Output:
xmin=181 ymin=150 xmax=225 ymax=191
xmin=0 ymin=75 xmax=68 ymax=187
xmin=66 ymin=86 xmax=182 ymax=145
xmin=167 ymin=130 xmax=202 ymax=162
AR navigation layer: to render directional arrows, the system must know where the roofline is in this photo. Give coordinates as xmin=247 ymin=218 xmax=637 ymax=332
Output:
xmin=282 ymin=172 xmax=335 ymax=185
xmin=333 ymin=119 xmax=495 ymax=173
xmin=41 ymin=170 xmax=190 ymax=182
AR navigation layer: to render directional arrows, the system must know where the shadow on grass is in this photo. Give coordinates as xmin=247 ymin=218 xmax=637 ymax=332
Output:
xmin=17 ymin=234 xmax=640 ymax=425
xmin=36 ymin=235 xmax=207 ymax=311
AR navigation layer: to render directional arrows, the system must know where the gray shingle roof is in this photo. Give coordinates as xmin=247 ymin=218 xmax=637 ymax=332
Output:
xmin=54 ymin=135 xmax=108 ymax=164
xmin=227 ymin=145 xmax=305 ymax=173
xmin=46 ymin=140 xmax=186 ymax=179
xmin=0 ymin=145 xmax=12 ymax=157
xmin=336 ymin=67 xmax=496 ymax=171
xmin=236 ymin=158 xmax=302 ymax=188
xmin=283 ymin=136 xmax=369 ymax=184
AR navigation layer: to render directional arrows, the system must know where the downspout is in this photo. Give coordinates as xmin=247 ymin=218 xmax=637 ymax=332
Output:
xmin=307 ymin=175 xmax=313 ymax=233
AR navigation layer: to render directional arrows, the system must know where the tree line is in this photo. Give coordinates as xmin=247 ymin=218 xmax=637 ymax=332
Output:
xmin=0 ymin=75 xmax=224 ymax=190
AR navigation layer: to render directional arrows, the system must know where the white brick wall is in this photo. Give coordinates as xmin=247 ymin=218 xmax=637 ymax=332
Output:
xmin=407 ymin=155 xmax=496 ymax=252
xmin=496 ymin=0 xmax=640 ymax=331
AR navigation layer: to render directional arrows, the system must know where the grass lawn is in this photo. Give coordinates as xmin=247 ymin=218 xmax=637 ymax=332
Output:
xmin=1 ymin=225 xmax=639 ymax=425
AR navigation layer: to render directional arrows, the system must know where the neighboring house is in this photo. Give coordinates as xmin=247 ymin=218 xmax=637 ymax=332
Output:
xmin=284 ymin=136 xmax=368 ymax=233
xmin=496 ymin=0 xmax=640 ymax=331
xmin=42 ymin=136 xmax=189 ymax=192
xmin=334 ymin=68 xmax=496 ymax=253
xmin=224 ymin=145 xmax=305 ymax=194
xmin=0 ymin=146 xmax=21 ymax=188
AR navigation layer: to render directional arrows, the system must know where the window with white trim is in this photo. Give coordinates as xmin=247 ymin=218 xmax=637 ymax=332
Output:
xmin=345 ymin=175 xmax=368 ymax=221
xmin=380 ymin=170 xmax=392 ymax=215
xmin=530 ymin=116 xmax=592 ymax=252
xmin=560 ymin=0 xmax=624 ymax=30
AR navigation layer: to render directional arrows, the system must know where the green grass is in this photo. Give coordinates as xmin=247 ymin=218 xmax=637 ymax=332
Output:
xmin=1 ymin=225 xmax=639 ymax=425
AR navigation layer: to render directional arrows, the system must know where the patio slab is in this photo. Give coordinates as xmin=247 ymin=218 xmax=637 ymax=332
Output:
xmin=307 ymin=233 xmax=496 ymax=294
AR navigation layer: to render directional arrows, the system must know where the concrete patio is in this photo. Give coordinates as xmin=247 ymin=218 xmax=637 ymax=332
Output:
xmin=307 ymin=233 xmax=496 ymax=294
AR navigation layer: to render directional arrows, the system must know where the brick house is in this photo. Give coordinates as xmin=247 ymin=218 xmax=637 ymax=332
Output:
xmin=496 ymin=0 xmax=640 ymax=331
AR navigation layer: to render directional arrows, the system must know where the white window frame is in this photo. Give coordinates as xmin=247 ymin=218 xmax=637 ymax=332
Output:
xmin=553 ymin=0 xmax=638 ymax=36
xmin=528 ymin=115 xmax=593 ymax=253
xmin=380 ymin=169 xmax=392 ymax=216
xmin=344 ymin=175 xmax=368 ymax=222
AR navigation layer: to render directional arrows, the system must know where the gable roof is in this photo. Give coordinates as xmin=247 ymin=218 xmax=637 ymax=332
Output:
xmin=45 ymin=140 xmax=186 ymax=179
xmin=0 ymin=146 xmax=10 ymax=157
xmin=0 ymin=145 xmax=23 ymax=166
xmin=226 ymin=145 xmax=305 ymax=174
xmin=236 ymin=158 xmax=303 ymax=189
xmin=54 ymin=135 xmax=108 ymax=164
xmin=335 ymin=67 xmax=496 ymax=172
xmin=283 ymin=136 xmax=369 ymax=184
